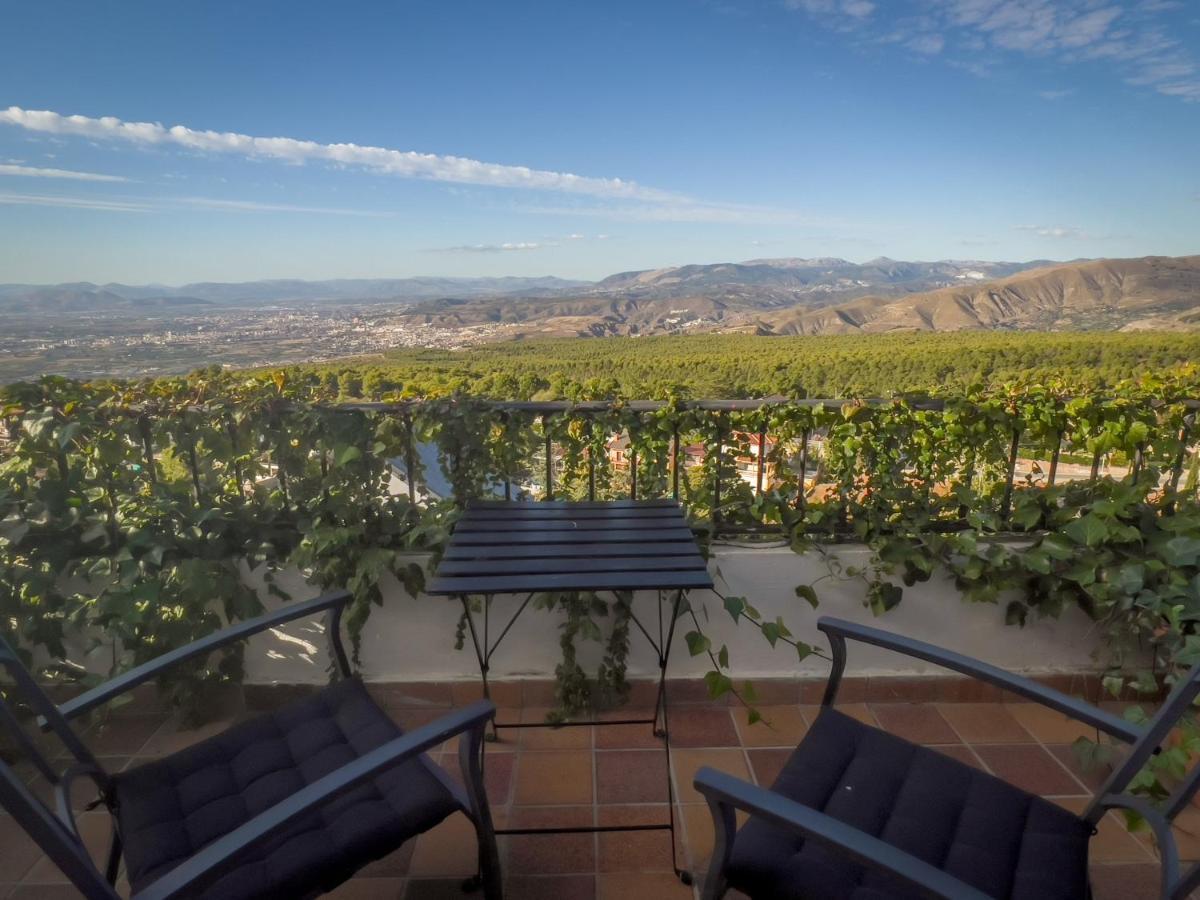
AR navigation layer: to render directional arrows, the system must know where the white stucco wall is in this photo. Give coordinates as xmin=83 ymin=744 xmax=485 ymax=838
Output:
xmin=240 ymin=545 xmax=1105 ymax=686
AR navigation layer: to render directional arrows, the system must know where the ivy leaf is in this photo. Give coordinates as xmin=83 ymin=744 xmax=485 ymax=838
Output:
xmin=685 ymin=631 xmax=711 ymax=657
xmin=717 ymin=644 xmax=729 ymax=669
xmin=704 ymin=670 xmax=733 ymax=699
xmin=1005 ymin=601 xmax=1028 ymax=627
xmin=722 ymin=594 xmax=746 ymax=622
xmin=746 ymin=707 xmax=762 ymax=726
xmin=761 ymin=621 xmax=781 ymax=647
xmin=795 ymin=641 xmax=813 ymax=662
xmin=336 ymin=445 xmax=362 ymax=466
xmin=794 ymin=584 xmax=819 ymax=609
xmin=1065 ymin=513 xmax=1108 ymax=547
xmin=1162 ymin=537 xmax=1200 ymax=567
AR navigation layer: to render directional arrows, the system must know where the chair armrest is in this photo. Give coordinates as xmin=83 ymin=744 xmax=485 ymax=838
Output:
xmin=694 ymin=767 xmax=992 ymax=900
xmin=47 ymin=589 xmax=352 ymax=727
xmin=133 ymin=700 xmax=496 ymax=900
xmin=817 ymin=616 xmax=1141 ymax=743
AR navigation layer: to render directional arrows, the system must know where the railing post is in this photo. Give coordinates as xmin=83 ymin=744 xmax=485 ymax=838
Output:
xmin=1046 ymin=431 xmax=1062 ymax=487
xmin=630 ymin=439 xmax=638 ymax=500
xmin=1166 ymin=413 xmax=1195 ymax=513
xmin=403 ymin=411 xmax=417 ymax=503
xmin=796 ymin=428 xmax=810 ymax=512
xmin=712 ymin=413 xmax=725 ymax=531
xmin=543 ymin=415 xmax=554 ymax=500
xmin=137 ymin=415 xmax=157 ymax=485
xmin=755 ymin=425 xmax=767 ymax=496
xmin=1000 ymin=425 xmax=1021 ymax=523
xmin=671 ymin=425 xmax=681 ymax=501
xmin=586 ymin=416 xmax=596 ymax=502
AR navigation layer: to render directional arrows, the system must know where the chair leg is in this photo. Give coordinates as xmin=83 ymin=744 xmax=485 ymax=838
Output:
xmin=700 ymin=795 xmax=736 ymax=900
xmin=459 ymin=719 xmax=503 ymax=899
xmin=474 ymin=815 xmax=503 ymax=899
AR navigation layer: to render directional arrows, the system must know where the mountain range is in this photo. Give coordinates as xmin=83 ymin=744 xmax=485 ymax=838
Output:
xmin=3 ymin=254 xmax=1199 ymax=336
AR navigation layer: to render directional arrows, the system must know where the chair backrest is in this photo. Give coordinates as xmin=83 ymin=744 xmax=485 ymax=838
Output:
xmin=0 ymin=637 xmax=120 ymax=898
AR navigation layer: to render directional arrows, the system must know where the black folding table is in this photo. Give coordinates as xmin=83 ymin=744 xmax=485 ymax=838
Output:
xmin=427 ymin=498 xmax=714 ymax=884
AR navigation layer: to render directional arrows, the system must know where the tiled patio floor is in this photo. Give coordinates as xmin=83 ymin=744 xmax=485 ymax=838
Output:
xmin=1 ymin=687 xmax=1185 ymax=899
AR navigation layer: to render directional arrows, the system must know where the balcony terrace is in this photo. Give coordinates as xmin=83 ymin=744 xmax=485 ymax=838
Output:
xmin=2 ymin=386 xmax=1199 ymax=899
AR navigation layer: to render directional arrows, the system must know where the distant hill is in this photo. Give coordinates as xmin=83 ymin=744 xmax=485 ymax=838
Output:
xmin=0 ymin=276 xmax=590 ymax=312
xmin=752 ymin=255 xmax=1200 ymax=335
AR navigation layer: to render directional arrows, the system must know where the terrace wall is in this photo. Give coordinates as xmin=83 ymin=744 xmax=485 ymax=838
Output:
xmin=241 ymin=544 xmax=1105 ymax=687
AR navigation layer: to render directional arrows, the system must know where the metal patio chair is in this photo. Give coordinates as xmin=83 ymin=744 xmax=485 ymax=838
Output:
xmin=695 ymin=615 xmax=1200 ymax=900
xmin=0 ymin=589 xmax=502 ymax=899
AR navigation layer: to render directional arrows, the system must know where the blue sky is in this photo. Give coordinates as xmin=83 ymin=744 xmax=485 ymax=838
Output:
xmin=1 ymin=0 xmax=1198 ymax=284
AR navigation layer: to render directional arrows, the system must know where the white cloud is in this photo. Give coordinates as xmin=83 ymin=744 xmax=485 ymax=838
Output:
xmin=174 ymin=197 xmax=392 ymax=217
xmin=433 ymin=242 xmax=546 ymax=253
xmin=0 ymin=106 xmax=677 ymax=200
xmin=1016 ymin=224 xmax=1089 ymax=238
xmin=1037 ymin=88 xmax=1075 ymax=100
xmin=520 ymin=200 xmax=804 ymax=225
xmin=0 ymin=163 xmax=128 ymax=182
xmin=0 ymin=192 xmax=149 ymax=212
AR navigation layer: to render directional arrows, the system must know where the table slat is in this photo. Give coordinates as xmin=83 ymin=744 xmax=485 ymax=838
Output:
xmin=428 ymin=569 xmax=714 ymax=595
xmin=451 ymin=528 xmax=694 ymax=545
xmin=456 ymin=516 xmax=681 ymax=533
xmin=443 ymin=541 xmax=704 ymax=561
xmin=437 ymin=556 xmax=710 ymax=576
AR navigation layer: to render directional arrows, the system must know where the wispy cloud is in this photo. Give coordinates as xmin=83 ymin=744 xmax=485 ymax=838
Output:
xmin=1016 ymin=223 xmax=1091 ymax=239
xmin=174 ymin=197 xmax=392 ymax=217
xmin=0 ymin=106 xmax=677 ymax=200
xmin=1037 ymin=88 xmax=1075 ymax=100
xmin=0 ymin=162 xmax=129 ymax=182
xmin=786 ymin=0 xmax=1200 ymax=102
xmin=432 ymin=242 xmax=546 ymax=253
xmin=0 ymin=191 xmax=149 ymax=212
xmin=520 ymin=200 xmax=805 ymax=225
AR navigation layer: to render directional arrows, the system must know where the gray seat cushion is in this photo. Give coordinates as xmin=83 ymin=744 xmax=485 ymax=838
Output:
xmin=115 ymin=677 xmax=461 ymax=899
xmin=727 ymin=707 xmax=1091 ymax=900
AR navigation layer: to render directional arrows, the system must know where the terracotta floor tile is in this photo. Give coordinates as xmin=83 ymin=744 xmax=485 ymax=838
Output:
xmin=504 ymin=874 xmax=596 ymax=900
xmin=973 ymin=744 xmax=1088 ymax=796
xmin=7 ymin=886 xmax=86 ymax=900
xmin=1005 ymin=704 xmax=1101 ymax=744
xmin=22 ymin=810 xmax=114 ymax=884
xmin=677 ymin=803 xmax=747 ymax=873
xmin=937 ymin=703 xmax=1031 ymax=744
xmin=924 ymin=744 xmax=987 ymax=772
xmin=596 ymin=750 xmax=669 ymax=804
xmin=358 ymin=839 xmax=416 ymax=877
xmin=1048 ymin=743 xmax=1117 ymax=792
xmin=672 ymin=748 xmax=751 ymax=804
xmin=78 ymin=714 xmax=167 ymax=757
xmin=325 ymin=876 xmax=406 ymax=899
xmin=870 ymin=704 xmax=957 ymax=744
xmin=596 ymin=806 xmax=677 ymax=873
xmin=0 ymin=813 xmax=54 ymax=882
xmin=1169 ymin=806 xmax=1200 ymax=861
xmin=407 ymin=812 xmax=480 ymax=878
xmin=136 ymin=716 xmax=239 ymax=758
xmin=1089 ymin=864 xmax=1162 ymax=900
xmin=519 ymin=708 xmax=594 ymax=750
xmin=1054 ymin=799 xmax=1153 ymax=864
xmin=505 ymin=807 xmax=595 ymax=875
xmin=437 ymin=748 xmax=516 ymax=807
xmin=594 ymin=721 xmax=663 ymax=750
xmin=666 ymin=708 xmax=740 ymax=748
xmin=597 ymin=871 xmax=694 ymax=899
xmin=734 ymin=706 xmax=808 ymax=749
xmin=514 ymin=751 xmax=593 ymax=805
xmin=747 ymin=748 xmax=793 ymax=787
xmin=821 ymin=703 xmax=877 ymax=727
xmin=404 ymin=878 xmax=486 ymax=899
